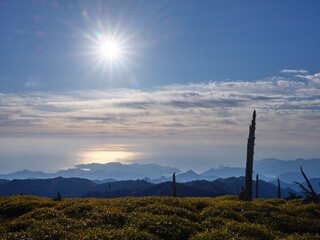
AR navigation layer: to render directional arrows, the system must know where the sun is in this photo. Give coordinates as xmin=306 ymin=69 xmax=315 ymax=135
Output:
xmin=99 ymin=40 xmax=121 ymax=61
xmin=86 ymin=31 xmax=129 ymax=68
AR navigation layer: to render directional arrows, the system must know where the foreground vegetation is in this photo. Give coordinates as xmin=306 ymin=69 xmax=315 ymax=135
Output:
xmin=0 ymin=195 xmax=320 ymax=239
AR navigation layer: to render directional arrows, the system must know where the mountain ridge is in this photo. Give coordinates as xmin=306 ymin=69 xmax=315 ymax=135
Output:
xmin=1 ymin=158 xmax=319 ymax=183
xmin=0 ymin=176 xmax=300 ymax=199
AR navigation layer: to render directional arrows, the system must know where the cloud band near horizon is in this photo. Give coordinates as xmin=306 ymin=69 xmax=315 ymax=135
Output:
xmin=0 ymin=70 xmax=320 ymax=173
xmin=0 ymin=71 xmax=319 ymax=141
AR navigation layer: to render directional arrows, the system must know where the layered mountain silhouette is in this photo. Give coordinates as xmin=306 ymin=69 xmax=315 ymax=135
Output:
xmin=254 ymin=158 xmax=320 ymax=181
xmin=0 ymin=158 xmax=319 ymax=184
xmin=0 ymin=162 xmax=179 ymax=180
xmin=0 ymin=176 xmax=299 ymax=199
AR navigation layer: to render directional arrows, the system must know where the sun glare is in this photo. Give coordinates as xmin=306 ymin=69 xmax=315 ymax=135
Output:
xmin=100 ymin=40 xmax=121 ymax=61
xmin=77 ymin=144 xmax=138 ymax=164
xmin=85 ymin=28 xmax=130 ymax=68
xmin=81 ymin=150 xmax=135 ymax=163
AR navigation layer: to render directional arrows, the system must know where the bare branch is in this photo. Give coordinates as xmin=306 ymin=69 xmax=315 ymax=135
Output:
xmin=300 ymin=166 xmax=317 ymax=198
xmin=293 ymin=181 xmax=312 ymax=197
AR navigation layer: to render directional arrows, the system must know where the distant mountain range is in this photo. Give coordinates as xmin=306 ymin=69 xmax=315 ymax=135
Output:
xmin=0 ymin=158 xmax=319 ymax=184
xmin=0 ymin=162 xmax=179 ymax=181
xmin=0 ymin=176 xmax=302 ymax=199
xmin=254 ymin=158 xmax=320 ymax=181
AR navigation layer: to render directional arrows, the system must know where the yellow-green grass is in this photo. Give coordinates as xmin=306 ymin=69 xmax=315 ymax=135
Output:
xmin=0 ymin=195 xmax=319 ymax=239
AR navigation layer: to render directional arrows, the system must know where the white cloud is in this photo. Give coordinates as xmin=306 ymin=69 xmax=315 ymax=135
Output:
xmin=295 ymin=73 xmax=320 ymax=84
xmin=281 ymin=69 xmax=309 ymax=74
xmin=1 ymin=72 xmax=320 ymax=172
xmin=0 ymin=72 xmax=319 ymax=142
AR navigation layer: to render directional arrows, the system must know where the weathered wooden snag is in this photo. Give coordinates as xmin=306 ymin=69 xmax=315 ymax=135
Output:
xmin=256 ymin=174 xmax=259 ymax=199
xmin=294 ymin=166 xmax=319 ymax=203
xmin=172 ymin=172 xmax=177 ymax=197
xmin=244 ymin=110 xmax=256 ymax=201
xmin=54 ymin=191 xmax=62 ymax=201
xmin=277 ymin=178 xmax=281 ymax=199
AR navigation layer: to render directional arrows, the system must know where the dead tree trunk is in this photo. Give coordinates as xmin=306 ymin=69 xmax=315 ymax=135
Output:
xmin=107 ymin=183 xmax=111 ymax=198
xmin=244 ymin=110 xmax=256 ymax=201
xmin=278 ymin=178 xmax=281 ymax=199
xmin=54 ymin=191 xmax=62 ymax=201
xmin=256 ymin=174 xmax=259 ymax=199
xmin=172 ymin=172 xmax=176 ymax=197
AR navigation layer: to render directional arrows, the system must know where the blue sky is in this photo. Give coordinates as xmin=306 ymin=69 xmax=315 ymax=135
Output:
xmin=0 ymin=0 xmax=320 ymax=173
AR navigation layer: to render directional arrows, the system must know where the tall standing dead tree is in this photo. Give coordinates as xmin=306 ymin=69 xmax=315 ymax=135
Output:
xmin=278 ymin=178 xmax=281 ymax=199
xmin=256 ymin=174 xmax=259 ymax=199
xmin=244 ymin=110 xmax=256 ymax=201
xmin=107 ymin=183 xmax=111 ymax=198
xmin=173 ymin=172 xmax=177 ymax=197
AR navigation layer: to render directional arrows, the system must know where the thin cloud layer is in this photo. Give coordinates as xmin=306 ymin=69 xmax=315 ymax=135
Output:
xmin=0 ymin=72 xmax=320 ymax=141
xmin=296 ymin=73 xmax=320 ymax=83
xmin=281 ymin=69 xmax=309 ymax=74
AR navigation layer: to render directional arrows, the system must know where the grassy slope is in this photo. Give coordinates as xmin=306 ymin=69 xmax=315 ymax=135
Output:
xmin=0 ymin=195 xmax=320 ymax=239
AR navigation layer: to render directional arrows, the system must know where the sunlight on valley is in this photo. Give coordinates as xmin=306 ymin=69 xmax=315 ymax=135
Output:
xmin=77 ymin=144 xmax=138 ymax=164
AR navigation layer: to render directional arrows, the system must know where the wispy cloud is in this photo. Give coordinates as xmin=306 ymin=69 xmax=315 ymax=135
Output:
xmin=25 ymin=76 xmax=40 ymax=88
xmin=0 ymin=72 xmax=320 ymax=141
xmin=281 ymin=69 xmax=309 ymax=74
xmin=295 ymin=73 xmax=320 ymax=83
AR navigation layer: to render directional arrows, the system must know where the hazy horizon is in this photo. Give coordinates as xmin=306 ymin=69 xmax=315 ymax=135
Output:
xmin=1 ymin=1 xmax=320 ymax=174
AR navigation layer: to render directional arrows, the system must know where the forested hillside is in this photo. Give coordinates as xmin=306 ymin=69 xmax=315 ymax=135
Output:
xmin=0 ymin=177 xmax=297 ymax=199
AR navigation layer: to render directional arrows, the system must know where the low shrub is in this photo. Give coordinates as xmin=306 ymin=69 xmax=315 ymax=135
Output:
xmin=0 ymin=195 xmax=319 ymax=239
